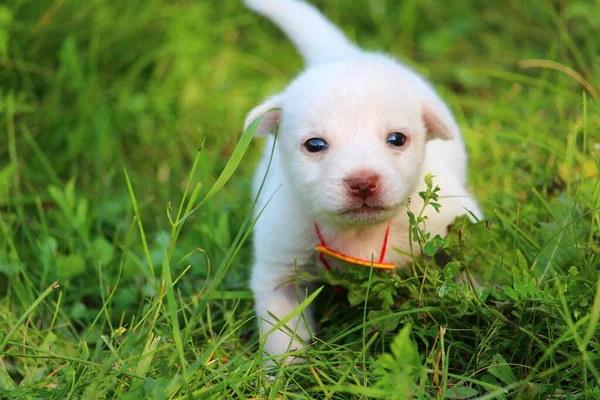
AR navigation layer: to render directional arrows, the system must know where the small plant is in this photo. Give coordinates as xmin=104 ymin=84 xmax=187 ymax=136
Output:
xmin=407 ymin=173 xmax=446 ymax=260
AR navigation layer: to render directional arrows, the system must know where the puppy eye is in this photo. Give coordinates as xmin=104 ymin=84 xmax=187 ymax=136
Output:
xmin=304 ymin=138 xmax=328 ymax=153
xmin=386 ymin=132 xmax=407 ymax=147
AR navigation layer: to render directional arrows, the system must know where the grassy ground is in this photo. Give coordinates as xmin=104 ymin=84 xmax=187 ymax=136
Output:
xmin=1 ymin=0 xmax=599 ymax=398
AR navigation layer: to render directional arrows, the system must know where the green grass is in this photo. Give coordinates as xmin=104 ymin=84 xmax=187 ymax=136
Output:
xmin=1 ymin=0 xmax=599 ymax=398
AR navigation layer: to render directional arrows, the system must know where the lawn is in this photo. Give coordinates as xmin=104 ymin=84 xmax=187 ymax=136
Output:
xmin=1 ymin=0 xmax=599 ymax=398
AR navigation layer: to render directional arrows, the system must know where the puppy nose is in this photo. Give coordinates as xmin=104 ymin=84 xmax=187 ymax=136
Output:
xmin=344 ymin=172 xmax=380 ymax=198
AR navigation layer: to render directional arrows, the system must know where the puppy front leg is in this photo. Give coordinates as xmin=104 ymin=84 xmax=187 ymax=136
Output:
xmin=251 ymin=267 xmax=315 ymax=363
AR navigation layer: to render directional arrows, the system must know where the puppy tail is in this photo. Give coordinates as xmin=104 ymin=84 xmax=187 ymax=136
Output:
xmin=245 ymin=0 xmax=362 ymax=66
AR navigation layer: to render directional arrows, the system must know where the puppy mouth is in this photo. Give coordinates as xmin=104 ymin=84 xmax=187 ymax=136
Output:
xmin=345 ymin=204 xmax=386 ymax=214
xmin=329 ymin=198 xmax=403 ymax=223
xmin=340 ymin=202 xmax=391 ymax=218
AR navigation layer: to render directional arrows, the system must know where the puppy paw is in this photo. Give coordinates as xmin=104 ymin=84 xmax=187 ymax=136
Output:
xmin=261 ymin=329 xmax=310 ymax=364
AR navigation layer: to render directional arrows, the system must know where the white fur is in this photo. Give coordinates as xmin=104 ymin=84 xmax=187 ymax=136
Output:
xmin=244 ymin=0 xmax=482 ymax=362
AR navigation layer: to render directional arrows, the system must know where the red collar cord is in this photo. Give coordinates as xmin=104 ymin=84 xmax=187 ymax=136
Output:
xmin=314 ymin=221 xmax=395 ymax=295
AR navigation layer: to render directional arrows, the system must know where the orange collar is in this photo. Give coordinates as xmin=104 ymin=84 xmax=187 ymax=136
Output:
xmin=314 ymin=222 xmax=396 ymax=270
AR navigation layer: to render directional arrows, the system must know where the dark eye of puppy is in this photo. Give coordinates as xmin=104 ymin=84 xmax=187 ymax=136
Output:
xmin=386 ymin=132 xmax=407 ymax=147
xmin=304 ymin=138 xmax=328 ymax=153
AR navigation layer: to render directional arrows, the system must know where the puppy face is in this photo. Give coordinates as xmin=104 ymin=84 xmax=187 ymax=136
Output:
xmin=246 ymin=59 xmax=455 ymax=225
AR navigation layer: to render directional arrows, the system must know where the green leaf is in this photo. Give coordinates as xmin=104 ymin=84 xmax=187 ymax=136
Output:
xmin=488 ymin=353 xmax=517 ymax=385
xmin=74 ymin=198 xmax=88 ymax=231
xmin=348 ymin=289 xmax=366 ymax=306
xmin=197 ymin=110 xmax=271 ymax=208
xmin=423 ymin=240 xmax=437 ymax=256
xmin=57 ymin=254 xmax=86 ymax=280
xmin=375 ymin=324 xmax=423 ymax=397
xmin=0 ymin=6 xmax=14 ymax=57
xmin=48 ymin=185 xmax=70 ymax=218
xmin=445 ymin=386 xmax=480 ymax=398
xmin=481 ymin=374 xmax=507 ymax=399
xmin=513 ymin=267 xmax=527 ymax=298
xmin=0 ymin=164 xmax=16 ymax=202
xmin=443 ymin=262 xmax=459 ymax=280
xmin=71 ymin=302 xmax=87 ymax=320
xmin=65 ymin=179 xmax=76 ymax=210
xmin=437 ymin=282 xmax=455 ymax=298
xmin=79 ymin=340 xmax=89 ymax=360
xmin=502 ymin=285 xmax=519 ymax=301
xmin=91 ymin=237 xmax=115 ymax=265
xmin=368 ymin=309 xmax=401 ymax=331
xmin=407 ymin=210 xmax=416 ymax=225
xmin=131 ymin=333 xmax=162 ymax=394
xmin=525 ymin=273 xmax=539 ymax=298
xmin=477 ymin=286 xmax=491 ymax=302
xmin=516 ymin=249 xmax=528 ymax=270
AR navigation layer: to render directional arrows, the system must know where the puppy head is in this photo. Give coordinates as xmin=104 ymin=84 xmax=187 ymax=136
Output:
xmin=245 ymin=58 xmax=457 ymax=225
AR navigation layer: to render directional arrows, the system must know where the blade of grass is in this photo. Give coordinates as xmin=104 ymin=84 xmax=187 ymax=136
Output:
xmin=160 ymin=254 xmax=187 ymax=384
xmin=195 ymin=109 xmax=276 ymax=208
xmin=124 ymin=167 xmax=155 ymax=282
xmin=0 ymin=281 xmax=59 ymax=354
xmin=185 ymin=116 xmax=278 ymax=336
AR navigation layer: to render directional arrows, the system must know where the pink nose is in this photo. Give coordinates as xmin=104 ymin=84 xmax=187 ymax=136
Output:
xmin=344 ymin=172 xmax=380 ymax=198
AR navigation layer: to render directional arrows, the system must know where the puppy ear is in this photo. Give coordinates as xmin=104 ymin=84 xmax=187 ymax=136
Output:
xmin=244 ymin=93 xmax=284 ymax=136
xmin=422 ymin=100 xmax=458 ymax=141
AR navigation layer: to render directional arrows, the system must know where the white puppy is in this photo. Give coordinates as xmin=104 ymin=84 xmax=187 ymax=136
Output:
xmin=243 ymin=0 xmax=482 ymax=361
